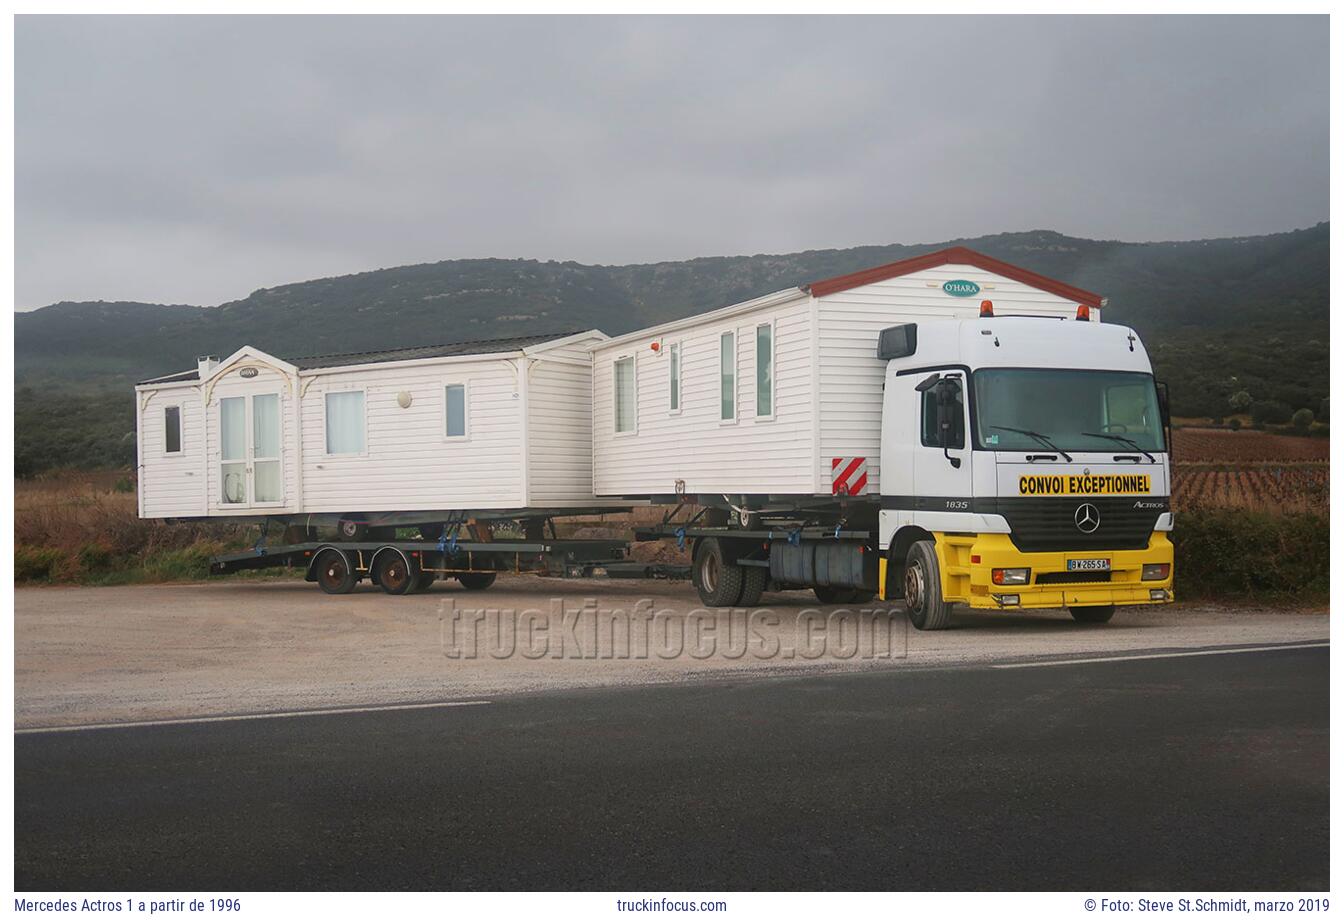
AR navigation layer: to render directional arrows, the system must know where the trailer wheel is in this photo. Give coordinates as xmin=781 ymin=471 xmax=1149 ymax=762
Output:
xmin=813 ymin=585 xmax=858 ymax=605
xmin=457 ymin=572 xmax=497 ymax=591
xmin=693 ymin=538 xmax=744 ymax=607
xmin=904 ymin=541 xmax=953 ymax=630
xmin=314 ymin=549 xmax=357 ymax=595
xmin=1069 ymin=604 xmax=1116 ymax=624
xmin=373 ymin=551 xmax=417 ymax=596
xmin=738 ymin=566 xmax=768 ymax=607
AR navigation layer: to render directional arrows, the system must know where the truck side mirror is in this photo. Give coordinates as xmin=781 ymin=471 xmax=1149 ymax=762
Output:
xmin=935 ymin=380 xmax=963 ymax=470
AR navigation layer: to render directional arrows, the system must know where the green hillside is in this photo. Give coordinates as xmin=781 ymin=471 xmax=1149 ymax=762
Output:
xmin=15 ymin=224 xmax=1328 ymax=474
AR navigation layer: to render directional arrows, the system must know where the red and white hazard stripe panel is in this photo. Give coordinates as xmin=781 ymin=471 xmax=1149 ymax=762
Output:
xmin=831 ymin=457 xmax=868 ymax=496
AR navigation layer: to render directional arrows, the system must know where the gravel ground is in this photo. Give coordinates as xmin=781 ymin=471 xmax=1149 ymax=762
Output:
xmin=14 ymin=576 xmax=1328 ymax=728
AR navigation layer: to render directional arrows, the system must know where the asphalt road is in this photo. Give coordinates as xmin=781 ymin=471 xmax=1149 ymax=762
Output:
xmin=15 ymin=644 xmax=1327 ymax=891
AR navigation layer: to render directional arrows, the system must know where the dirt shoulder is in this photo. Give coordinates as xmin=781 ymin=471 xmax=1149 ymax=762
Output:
xmin=15 ymin=576 xmax=1329 ymax=728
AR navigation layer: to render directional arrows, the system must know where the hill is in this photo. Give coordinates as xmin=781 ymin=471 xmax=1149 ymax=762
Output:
xmin=15 ymin=224 xmax=1329 ymax=474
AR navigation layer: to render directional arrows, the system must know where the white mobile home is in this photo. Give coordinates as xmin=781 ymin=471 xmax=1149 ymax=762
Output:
xmin=590 ymin=247 xmax=1104 ymax=499
xmin=136 ymin=331 xmax=611 ymax=520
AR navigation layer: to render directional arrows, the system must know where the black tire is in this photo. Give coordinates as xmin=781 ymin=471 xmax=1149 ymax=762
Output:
xmin=738 ymin=566 xmax=768 ymax=607
xmin=337 ymin=519 xmax=368 ymax=542
xmin=814 ymin=585 xmax=858 ymax=604
xmin=850 ymin=590 xmax=877 ymax=604
xmin=415 ymin=572 xmax=438 ymax=592
xmin=904 ymin=540 xmax=953 ymax=630
xmin=693 ymin=537 xmax=745 ymax=607
xmin=457 ymin=572 xmax=497 ymax=591
xmin=314 ymin=549 xmax=357 ymax=595
xmin=1070 ymin=604 xmax=1116 ymax=624
xmin=373 ymin=551 xmax=417 ymax=596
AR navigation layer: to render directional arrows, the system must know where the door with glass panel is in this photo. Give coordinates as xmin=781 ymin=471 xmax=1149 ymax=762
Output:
xmin=219 ymin=393 xmax=283 ymax=506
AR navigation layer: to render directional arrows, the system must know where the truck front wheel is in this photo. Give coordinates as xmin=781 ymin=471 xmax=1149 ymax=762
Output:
xmin=693 ymin=538 xmax=744 ymax=607
xmin=1069 ymin=604 xmax=1115 ymax=624
xmin=904 ymin=541 xmax=953 ymax=630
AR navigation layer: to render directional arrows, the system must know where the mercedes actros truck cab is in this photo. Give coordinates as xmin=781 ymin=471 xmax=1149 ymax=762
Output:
xmin=875 ymin=303 xmax=1174 ymax=628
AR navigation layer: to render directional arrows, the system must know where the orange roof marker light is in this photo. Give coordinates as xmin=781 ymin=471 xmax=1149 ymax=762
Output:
xmin=650 ymin=341 xmax=661 ymax=352
xmin=979 ymin=300 xmax=994 ymax=318
xmin=1076 ymin=305 xmax=1090 ymax=321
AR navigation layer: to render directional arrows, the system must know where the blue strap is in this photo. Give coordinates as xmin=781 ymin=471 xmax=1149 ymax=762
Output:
xmin=253 ymin=532 xmax=268 ymax=556
xmin=834 ymin=523 xmax=843 ymax=539
xmin=674 ymin=526 xmax=687 ymax=551
xmin=788 ymin=528 xmax=802 ymax=547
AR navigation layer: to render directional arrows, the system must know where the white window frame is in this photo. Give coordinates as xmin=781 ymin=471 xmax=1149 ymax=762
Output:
xmin=443 ymin=380 xmax=471 ymax=441
xmin=668 ymin=341 xmax=682 ymax=416
xmin=719 ymin=330 xmax=737 ymax=425
xmin=322 ymin=387 xmax=369 ymax=458
xmin=162 ymin=403 xmax=184 ymax=456
xmin=754 ymin=320 xmax=776 ymax=422
xmin=613 ymin=354 xmax=638 ymax=436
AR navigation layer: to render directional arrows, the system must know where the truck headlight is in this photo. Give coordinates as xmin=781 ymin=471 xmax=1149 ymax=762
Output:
xmin=1142 ymin=563 xmax=1171 ymax=581
xmin=992 ymin=567 xmax=1030 ymax=585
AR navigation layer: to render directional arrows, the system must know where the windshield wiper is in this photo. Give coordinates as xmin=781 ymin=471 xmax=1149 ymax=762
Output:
xmin=989 ymin=426 xmax=1073 ymax=462
xmin=1081 ymin=432 xmax=1156 ymax=463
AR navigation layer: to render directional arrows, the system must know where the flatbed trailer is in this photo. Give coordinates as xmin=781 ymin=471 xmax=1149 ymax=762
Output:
xmin=210 ymin=536 xmax=690 ymax=594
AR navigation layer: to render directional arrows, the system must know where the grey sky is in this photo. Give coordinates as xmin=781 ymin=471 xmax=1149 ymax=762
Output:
xmin=15 ymin=15 xmax=1328 ymax=310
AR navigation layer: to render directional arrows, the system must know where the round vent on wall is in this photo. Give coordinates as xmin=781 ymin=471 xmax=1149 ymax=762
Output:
xmin=397 ymin=391 xmax=413 ymax=409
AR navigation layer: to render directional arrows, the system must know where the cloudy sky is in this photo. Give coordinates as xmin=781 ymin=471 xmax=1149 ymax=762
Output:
xmin=15 ymin=15 xmax=1328 ymax=310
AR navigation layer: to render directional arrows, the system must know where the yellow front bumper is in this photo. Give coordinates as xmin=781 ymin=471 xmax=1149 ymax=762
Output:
xmin=880 ymin=532 xmax=1174 ymax=610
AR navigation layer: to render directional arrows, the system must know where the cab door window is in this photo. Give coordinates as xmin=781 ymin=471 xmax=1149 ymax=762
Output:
xmin=920 ymin=379 xmax=965 ymax=449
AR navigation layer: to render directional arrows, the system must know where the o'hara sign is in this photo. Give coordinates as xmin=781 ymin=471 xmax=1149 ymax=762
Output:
xmin=942 ymin=279 xmax=981 ymax=297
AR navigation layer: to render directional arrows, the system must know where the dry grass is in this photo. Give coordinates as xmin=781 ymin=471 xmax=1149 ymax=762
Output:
xmin=15 ymin=471 xmax=253 ymax=584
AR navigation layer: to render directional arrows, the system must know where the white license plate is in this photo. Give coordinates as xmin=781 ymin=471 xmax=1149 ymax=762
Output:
xmin=1067 ymin=558 xmax=1111 ymax=572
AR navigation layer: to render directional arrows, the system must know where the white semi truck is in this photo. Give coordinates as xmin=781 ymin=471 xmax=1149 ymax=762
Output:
xmin=149 ymin=247 xmax=1174 ymax=628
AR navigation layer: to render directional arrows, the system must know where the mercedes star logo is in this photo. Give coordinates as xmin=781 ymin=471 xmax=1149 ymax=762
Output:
xmin=1074 ymin=503 xmax=1101 ymax=533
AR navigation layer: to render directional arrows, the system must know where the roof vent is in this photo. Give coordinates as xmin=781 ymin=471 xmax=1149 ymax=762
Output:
xmin=196 ymin=355 xmax=219 ymax=378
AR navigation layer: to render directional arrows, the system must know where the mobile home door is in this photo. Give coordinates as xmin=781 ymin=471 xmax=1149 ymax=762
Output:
xmin=218 ymin=393 xmax=283 ymax=507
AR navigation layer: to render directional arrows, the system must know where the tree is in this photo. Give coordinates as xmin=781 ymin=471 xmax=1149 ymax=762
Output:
xmin=1292 ymin=408 xmax=1315 ymax=434
xmin=1251 ymin=400 xmax=1292 ymax=428
xmin=1228 ymin=390 xmax=1252 ymax=412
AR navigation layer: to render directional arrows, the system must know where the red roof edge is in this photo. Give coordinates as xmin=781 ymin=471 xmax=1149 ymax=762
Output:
xmin=805 ymin=245 xmax=1103 ymax=308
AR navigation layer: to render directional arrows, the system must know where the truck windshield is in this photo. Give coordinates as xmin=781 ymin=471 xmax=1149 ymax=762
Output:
xmin=972 ymin=369 xmax=1166 ymax=453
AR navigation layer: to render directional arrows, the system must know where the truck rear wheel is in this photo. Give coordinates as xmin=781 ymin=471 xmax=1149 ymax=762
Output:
xmin=693 ymin=538 xmax=744 ymax=607
xmin=314 ymin=549 xmax=357 ymax=595
xmin=373 ymin=551 xmax=418 ymax=596
xmin=415 ymin=572 xmax=438 ymax=591
xmin=457 ymin=572 xmax=497 ymax=591
xmin=738 ymin=566 xmax=768 ymax=607
xmin=1070 ymin=604 xmax=1115 ymax=624
xmin=904 ymin=541 xmax=953 ymax=630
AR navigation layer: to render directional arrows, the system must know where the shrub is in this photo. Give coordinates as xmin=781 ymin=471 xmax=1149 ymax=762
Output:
xmin=1292 ymin=408 xmax=1315 ymax=433
xmin=1227 ymin=417 xmax=1242 ymax=431
xmin=1174 ymin=507 xmax=1328 ymax=602
xmin=15 ymin=546 xmax=64 ymax=582
xmin=113 ymin=476 xmax=135 ymax=493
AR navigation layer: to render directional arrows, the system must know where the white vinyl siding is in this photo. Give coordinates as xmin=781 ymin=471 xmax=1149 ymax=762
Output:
xmin=614 ymin=356 xmax=636 ymax=433
xmin=591 ymin=293 xmax=815 ymax=497
xmin=525 ymin=355 xmax=601 ymax=505
xmin=719 ymin=332 xmax=736 ymax=421
xmin=138 ymin=384 xmax=205 ymax=517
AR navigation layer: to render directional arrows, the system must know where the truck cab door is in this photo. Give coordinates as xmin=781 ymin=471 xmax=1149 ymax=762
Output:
xmin=914 ymin=373 xmax=972 ymax=503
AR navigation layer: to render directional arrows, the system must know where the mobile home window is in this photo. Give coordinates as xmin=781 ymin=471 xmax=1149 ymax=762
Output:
xmin=445 ymin=384 xmax=467 ymax=438
xmin=325 ymin=391 xmax=366 ymax=455
xmin=755 ymin=323 xmax=773 ymax=418
xmin=164 ymin=406 xmax=182 ymax=454
xmin=920 ymin=380 xmax=965 ymax=450
xmin=614 ymin=357 xmax=636 ymax=433
xmin=668 ymin=343 xmax=681 ymax=412
xmin=720 ymin=331 xmax=736 ymax=421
